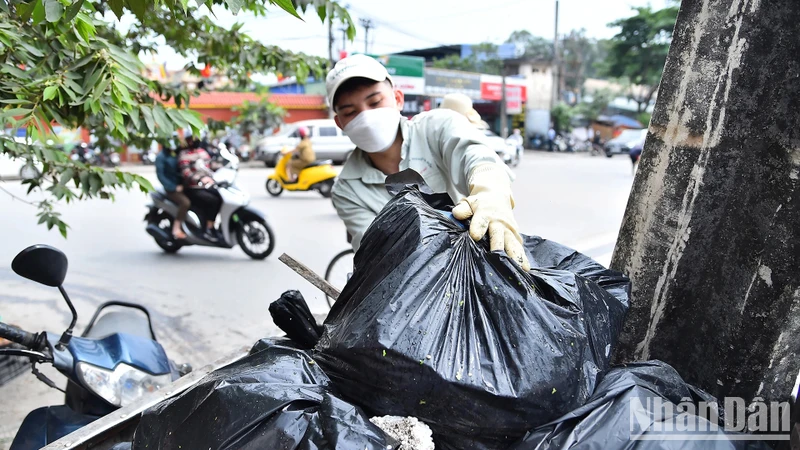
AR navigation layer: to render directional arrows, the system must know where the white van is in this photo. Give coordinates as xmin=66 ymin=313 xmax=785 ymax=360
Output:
xmin=256 ymin=119 xmax=356 ymax=167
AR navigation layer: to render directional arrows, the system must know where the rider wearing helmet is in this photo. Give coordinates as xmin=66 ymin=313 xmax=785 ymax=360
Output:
xmin=286 ymin=126 xmax=315 ymax=182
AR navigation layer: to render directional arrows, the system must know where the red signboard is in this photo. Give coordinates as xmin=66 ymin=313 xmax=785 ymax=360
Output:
xmin=480 ymin=82 xmax=527 ymax=101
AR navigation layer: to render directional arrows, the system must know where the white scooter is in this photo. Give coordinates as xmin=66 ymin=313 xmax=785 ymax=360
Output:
xmin=144 ymin=146 xmax=276 ymax=260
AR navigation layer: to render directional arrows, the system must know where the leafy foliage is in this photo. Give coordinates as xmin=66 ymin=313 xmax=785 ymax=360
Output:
xmin=231 ymin=97 xmax=286 ymax=138
xmin=574 ymin=88 xmax=614 ymax=122
xmin=505 ymin=30 xmax=553 ymax=61
xmin=0 ymin=0 xmax=354 ymax=236
xmin=550 ymin=103 xmax=573 ymax=134
xmin=432 ymin=42 xmax=503 ymax=75
xmin=600 ymin=4 xmax=680 ymax=112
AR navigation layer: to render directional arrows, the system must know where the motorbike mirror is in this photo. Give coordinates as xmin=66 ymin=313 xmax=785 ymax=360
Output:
xmin=12 ymin=245 xmax=68 ymax=287
xmin=11 ymin=245 xmax=77 ymax=350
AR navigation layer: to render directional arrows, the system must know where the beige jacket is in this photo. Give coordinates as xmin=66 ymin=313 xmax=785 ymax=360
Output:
xmin=332 ymin=109 xmax=512 ymax=250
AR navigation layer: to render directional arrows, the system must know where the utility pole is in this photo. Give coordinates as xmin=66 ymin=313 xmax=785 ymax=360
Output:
xmin=360 ymin=18 xmax=373 ymax=54
xmin=500 ymin=63 xmax=508 ymax=139
xmin=338 ymin=26 xmax=348 ymax=56
xmin=551 ymin=0 xmax=560 ymax=109
xmin=327 ymin=8 xmax=334 ymax=67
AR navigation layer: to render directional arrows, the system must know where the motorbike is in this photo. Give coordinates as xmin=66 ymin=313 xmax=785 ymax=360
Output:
xmin=265 ymin=149 xmax=337 ymax=198
xmin=141 ymin=148 xmax=157 ymax=165
xmin=0 ymin=245 xmax=190 ymax=450
xmin=145 ymin=146 xmax=276 ymax=260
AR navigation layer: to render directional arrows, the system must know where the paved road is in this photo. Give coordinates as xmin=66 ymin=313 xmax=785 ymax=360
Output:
xmin=0 ymin=151 xmax=635 ymax=446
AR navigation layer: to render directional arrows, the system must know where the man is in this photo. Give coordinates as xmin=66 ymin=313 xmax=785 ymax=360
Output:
xmin=509 ymin=128 xmax=524 ymax=163
xmin=547 ymin=125 xmax=556 ymax=152
xmin=439 ymin=93 xmax=485 ymax=128
xmin=327 ymin=54 xmax=530 ymax=270
xmin=286 ymin=126 xmax=315 ymax=182
xmin=154 ymin=138 xmax=189 ymax=239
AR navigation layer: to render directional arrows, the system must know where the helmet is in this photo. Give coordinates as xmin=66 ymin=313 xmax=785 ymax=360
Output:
xmin=297 ymin=126 xmax=309 ymax=139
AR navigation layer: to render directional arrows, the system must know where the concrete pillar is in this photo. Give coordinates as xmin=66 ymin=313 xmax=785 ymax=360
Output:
xmin=611 ymin=0 xmax=800 ymax=409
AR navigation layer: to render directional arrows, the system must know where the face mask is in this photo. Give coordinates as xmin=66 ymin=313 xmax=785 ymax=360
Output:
xmin=343 ymin=107 xmax=401 ymax=153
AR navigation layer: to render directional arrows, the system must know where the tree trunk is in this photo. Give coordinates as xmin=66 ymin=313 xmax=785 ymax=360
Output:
xmin=611 ymin=0 xmax=800 ymax=415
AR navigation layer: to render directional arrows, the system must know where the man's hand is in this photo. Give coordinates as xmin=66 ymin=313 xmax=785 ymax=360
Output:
xmin=452 ymin=164 xmax=531 ymax=271
xmin=176 ymin=185 xmax=184 ymax=193
xmin=200 ymin=176 xmax=215 ymax=188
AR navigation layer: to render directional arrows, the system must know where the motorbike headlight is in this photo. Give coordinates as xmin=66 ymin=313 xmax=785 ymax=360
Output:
xmin=77 ymin=362 xmax=171 ymax=407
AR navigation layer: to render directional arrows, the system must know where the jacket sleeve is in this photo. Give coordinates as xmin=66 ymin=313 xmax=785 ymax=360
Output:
xmin=155 ymin=155 xmax=177 ymax=192
xmin=428 ymin=111 xmax=512 ymax=193
xmin=331 ymin=181 xmax=376 ymax=251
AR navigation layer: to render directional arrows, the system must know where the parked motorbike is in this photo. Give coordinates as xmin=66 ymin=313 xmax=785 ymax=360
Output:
xmin=145 ymin=146 xmax=276 ymax=259
xmin=97 ymin=149 xmax=121 ymax=167
xmin=266 ymin=149 xmax=337 ymax=198
xmin=141 ymin=148 xmax=157 ymax=165
xmin=0 ymin=245 xmax=190 ymax=450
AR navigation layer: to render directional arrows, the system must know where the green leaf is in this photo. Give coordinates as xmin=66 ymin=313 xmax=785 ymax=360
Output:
xmin=31 ymin=0 xmax=46 ymax=25
xmin=59 ymin=168 xmax=74 ymax=186
xmin=0 ymin=107 xmax=32 ymax=118
xmin=43 ymin=0 xmax=63 ymax=22
xmin=126 ymin=0 xmax=146 ymax=21
xmin=225 ymin=0 xmax=242 ymax=14
xmin=65 ymin=0 xmax=85 ymax=21
xmin=151 ymin=106 xmax=171 ymax=134
xmin=140 ymin=105 xmax=155 ymax=133
xmin=15 ymin=2 xmax=34 ymax=20
xmin=112 ymin=80 xmax=133 ymax=104
xmin=316 ymin=5 xmax=326 ymax=22
xmin=75 ymin=14 xmax=96 ymax=43
xmin=43 ymin=85 xmax=58 ymax=101
xmin=17 ymin=40 xmax=45 ymax=58
xmin=88 ymin=172 xmax=101 ymax=195
xmin=0 ymin=99 xmax=33 ymax=105
xmin=133 ymin=174 xmax=154 ymax=193
xmin=165 ymin=108 xmax=188 ymax=127
xmin=182 ymin=109 xmax=206 ymax=130
xmin=270 ymin=0 xmax=302 ymax=19
xmin=58 ymin=221 xmax=68 ymax=238
xmin=108 ymin=0 xmax=124 ymax=19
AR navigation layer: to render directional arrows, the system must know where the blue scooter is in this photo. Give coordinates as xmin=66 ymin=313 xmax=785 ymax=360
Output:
xmin=0 ymin=245 xmax=190 ymax=450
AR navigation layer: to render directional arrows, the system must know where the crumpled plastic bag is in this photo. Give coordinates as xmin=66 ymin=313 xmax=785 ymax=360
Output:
xmin=315 ymin=184 xmax=631 ymax=450
xmin=132 ymin=340 xmax=397 ymax=450
xmin=509 ymin=361 xmax=774 ymax=450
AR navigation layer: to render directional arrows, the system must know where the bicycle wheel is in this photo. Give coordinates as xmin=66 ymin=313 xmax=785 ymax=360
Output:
xmin=324 ymin=249 xmax=355 ymax=307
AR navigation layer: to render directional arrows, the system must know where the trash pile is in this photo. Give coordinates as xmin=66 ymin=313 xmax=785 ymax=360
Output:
xmin=132 ymin=180 xmax=773 ymax=450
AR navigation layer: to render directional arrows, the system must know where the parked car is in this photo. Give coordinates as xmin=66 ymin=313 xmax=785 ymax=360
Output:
xmin=604 ymin=129 xmax=648 ymax=157
xmin=256 ymin=119 xmax=355 ymax=168
xmin=482 ymin=129 xmax=520 ymax=167
xmin=0 ymin=137 xmax=42 ymax=180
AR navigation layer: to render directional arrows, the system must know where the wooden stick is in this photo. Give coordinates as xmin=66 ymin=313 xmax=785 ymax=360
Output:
xmin=279 ymin=253 xmax=341 ymax=301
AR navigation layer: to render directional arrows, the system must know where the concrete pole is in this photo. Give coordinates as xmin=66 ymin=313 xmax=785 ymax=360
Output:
xmin=551 ymin=0 xmax=559 ymax=109
xmin=611 ymin=0 xmax=800 ymax=412
xmin=500 ymin=64 xmax=508 ymax=139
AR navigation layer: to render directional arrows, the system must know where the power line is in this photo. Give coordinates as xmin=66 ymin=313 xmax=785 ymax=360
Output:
xmin=347 ymin=5 xmax=447 ymax=47
xmin=392 ymin=0 xmax=526 ymax=24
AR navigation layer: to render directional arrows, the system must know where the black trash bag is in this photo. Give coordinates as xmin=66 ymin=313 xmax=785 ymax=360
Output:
xmin=509 ymin=361 xmax=774 ymax=450
xmin=314 ymin=185 xmax=631 ymax=450
xmin=269 ymin=290 xmax=323 ymax=349
xmin=132 ymin=340 xmax=398 ymax=450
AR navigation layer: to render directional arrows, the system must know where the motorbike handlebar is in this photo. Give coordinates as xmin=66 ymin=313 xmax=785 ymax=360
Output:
xmin=0 ymin=322 xmax=42 ymax=350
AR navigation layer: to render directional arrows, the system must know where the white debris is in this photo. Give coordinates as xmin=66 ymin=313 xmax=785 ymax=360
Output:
xmin=370 ymin=416 xmax=435 ymax=450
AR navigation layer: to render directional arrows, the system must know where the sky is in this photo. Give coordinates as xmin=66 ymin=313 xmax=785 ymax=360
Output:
xmin=148 ymin=0 xmax=675 ymax=72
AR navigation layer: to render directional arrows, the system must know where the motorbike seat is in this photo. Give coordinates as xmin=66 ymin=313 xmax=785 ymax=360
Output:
xmin=303 ymin=160 xmax=333 ymax=169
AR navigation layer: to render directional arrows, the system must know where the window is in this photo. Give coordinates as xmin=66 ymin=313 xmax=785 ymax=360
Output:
xmin=319 ymin=127 xmax=338 ymax=137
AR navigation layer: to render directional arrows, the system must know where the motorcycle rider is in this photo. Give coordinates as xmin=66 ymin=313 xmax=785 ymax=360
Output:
xmin=179 ymin=131 xmax=222 ymax=242
xmin=509 ymin=128 xmax=524 ymax=162
xmin=327 ymin=54 xmax=530 ymax=270
xmin=155 ymin=137 xmax=190 ymax=240
xmin=285 ymin=126 xmax=315 ymax=183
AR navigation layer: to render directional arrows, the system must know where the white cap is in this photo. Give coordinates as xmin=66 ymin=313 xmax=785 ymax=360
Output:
xmin=326 ymin=54 xmax=393 ymax=109
xmin=440 ymin=93 xmax=473 ymax=116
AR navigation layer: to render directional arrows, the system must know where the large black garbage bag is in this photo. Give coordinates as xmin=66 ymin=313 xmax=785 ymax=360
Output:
xmin=314 ymin=186 xmax=631 ymax=450
xmin=269 ymin=290 xmax=323 ymax=349
xmin=509 ymin=361 xmax=774 ymax=449
xmin=133 ymin=340 xmax=397 ymax=450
